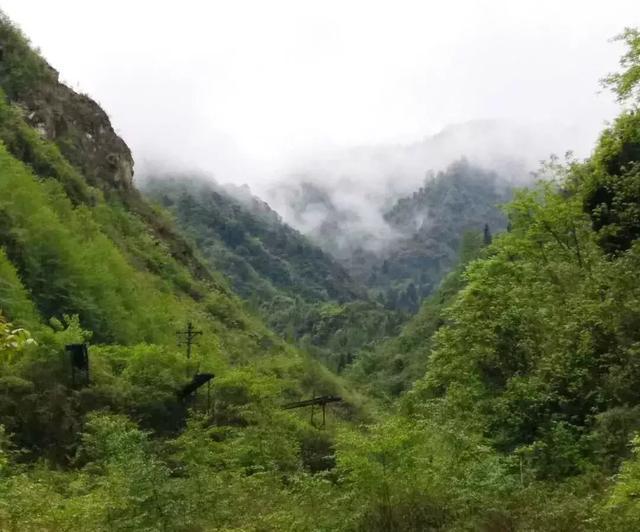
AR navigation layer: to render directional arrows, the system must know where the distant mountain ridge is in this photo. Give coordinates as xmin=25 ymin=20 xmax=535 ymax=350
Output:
xmin=375 ymin=159 xmax=511 ymax=308
xmin=263 ymin=157 xmax=512 ymax=311
xmin=261 ymin=120 xmax=564 ymax=308
xmin=142 ymin=175 xmax=406 ymax=372
xmin=143 ymin=174 xmax=364 ymax=305
xmin=265 ymin=118 xmax=577 ymax=251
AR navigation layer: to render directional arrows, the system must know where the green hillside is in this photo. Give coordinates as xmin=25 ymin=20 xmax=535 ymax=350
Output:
xmin=275 ymin=160 xmax=513 ymax=313
xmin=373 ymin=160 xmax=512 ymax=311
xmin=143 ymin=175 xmax=362 ymax=304
xmin=2 ymin=12 xmax=640 ymax=532
xmin=142 ymin=176 xmax=405 ymax=372
xmin=0 ymin=16 xmax=367 ymax=529
xmin=350 ymin=230 xmax=487 ymax=398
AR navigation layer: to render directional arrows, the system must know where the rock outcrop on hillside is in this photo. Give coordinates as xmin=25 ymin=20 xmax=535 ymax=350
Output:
xmin=0 ymin=17 xmax=134 ymax=192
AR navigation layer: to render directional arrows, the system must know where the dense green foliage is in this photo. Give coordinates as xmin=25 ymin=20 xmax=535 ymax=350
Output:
xmin=2 ymin=13 xmax=640 ymax=531
xmin=0 ymin=13 xmax=52 ymax=100
xmin=326 ymin=160 xmax=511 ymax=314
xmin=144 ymin=176 xmax=362 ymax=304
xmin=374 ymin=160 xmax=511 ymax=308
xmin=603 ymin=27 xmax=640 ymax=104
xmin=143 ymin=176 xmax=405 ymax=372
xmin=351 ymin=230 xmax=486 ymax=398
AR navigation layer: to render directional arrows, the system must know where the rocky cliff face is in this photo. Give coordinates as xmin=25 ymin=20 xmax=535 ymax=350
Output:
xmin=21 ymin=66 xmax=134 ymax=191
xmin=0 ymin=16 xmax=220 ymax=285
xmin=0 ymin=16 xmax=133 ymax=192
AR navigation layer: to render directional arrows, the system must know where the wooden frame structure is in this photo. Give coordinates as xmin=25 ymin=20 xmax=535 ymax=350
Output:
xmin=283 ymin=395 xmax=342 ymax=428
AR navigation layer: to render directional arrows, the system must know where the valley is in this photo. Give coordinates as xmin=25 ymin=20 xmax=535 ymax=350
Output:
xmin=1 ymin=11 xmax=640 ymax=532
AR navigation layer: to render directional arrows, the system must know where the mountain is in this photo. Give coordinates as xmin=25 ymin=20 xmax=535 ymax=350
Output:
xmin=141 ymin=175 xmax=405 ymax=371
xmin=0 ymin=16 xmax=366 ymax=529
xmin=143 ymin=174 xmax=363 ymax=305
xmin=264 ymin=118 xmax=574 ymax=259
xmin=370 ymin=159 xmax=512 ymax=309
xmin=267 ymin=157 xmax=513 ymax=311
xmin=3 ymin=11 xmax=640 ymax=532
xmin=262 ymin=123 xmax=542 ymax=313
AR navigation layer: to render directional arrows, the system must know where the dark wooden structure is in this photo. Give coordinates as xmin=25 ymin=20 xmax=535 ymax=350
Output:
xmin=283 ymin=395 xmax=342 ymax=428
xmin=66 ymin=343 xmax=89 ymax=387
xmin=178 ymin=372 xmax=214 ymax=400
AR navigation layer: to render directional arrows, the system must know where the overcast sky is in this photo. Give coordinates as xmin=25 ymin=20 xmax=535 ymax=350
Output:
xmin=2 ymin=0 xmax=639 ymax=184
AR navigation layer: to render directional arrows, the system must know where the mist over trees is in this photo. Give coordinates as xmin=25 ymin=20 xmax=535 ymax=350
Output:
xmin=1 ymin=10 xmax=640 ymax=532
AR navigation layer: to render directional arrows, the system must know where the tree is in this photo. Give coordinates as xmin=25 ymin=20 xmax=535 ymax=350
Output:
xmin=603 ymin=28 xmax=640 ymax=105
xmin=0 ymin=313 xmax=35 ymax=362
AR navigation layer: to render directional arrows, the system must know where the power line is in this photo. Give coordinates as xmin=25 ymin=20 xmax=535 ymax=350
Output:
xmin=176 ymin=321 xmax=202 ymax=360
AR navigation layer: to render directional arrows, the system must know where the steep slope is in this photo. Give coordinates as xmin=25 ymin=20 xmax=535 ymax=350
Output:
xmin=274 ymin=159 xmax=513 ymax=311
xmin=370 ymin=159 xmax=512 ymax=310
xmin=0 ymin=13 xmax=214 ymax=285
xmin=350 ymin=230 xmax=486 ymax=398
xmin=0 ymin=39 xmax=133 ymax=193
xmin=0 ymin=12 xmax=361 ymax=476
xmin=143 ymin=175 xmax=363 ymax=305
xmin=142 ymin=175 xmax=405 ymax=371
xmin=265 ymin=118 xmax=572 ymax=269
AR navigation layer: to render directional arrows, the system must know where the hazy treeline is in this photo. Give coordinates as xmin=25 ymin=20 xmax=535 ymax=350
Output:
xmin=1 ymin=12 xmax=640 ymax=532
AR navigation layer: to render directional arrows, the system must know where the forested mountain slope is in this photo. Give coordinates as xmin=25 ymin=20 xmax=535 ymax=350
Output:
xmin=350 ymin=230 xmax=488 ymax=398
xmin=0 ymin=15 xmax=367 ymax=529
xmin=268 ymin=159 xmax=513 ymax=312
xmin=3 ymin=11 xmax=640 ymax=532
xmin=333 ymin=28 xmax=640 ymax=530
xmin=144 ymin=175 xmax=363 ymax=304
xmin=361 ymin=160 xmax=512 ymax=311
xmin=142 ymin=176 xmax=405 ymax=372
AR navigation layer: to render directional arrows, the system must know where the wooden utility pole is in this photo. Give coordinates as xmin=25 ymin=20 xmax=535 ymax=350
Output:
xmin=176 ymin=322 xmax=202 ymax=360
